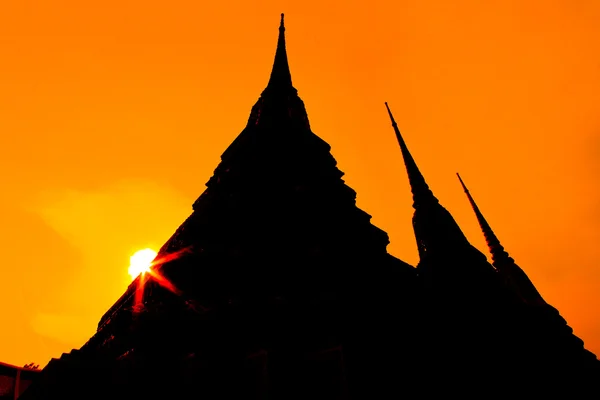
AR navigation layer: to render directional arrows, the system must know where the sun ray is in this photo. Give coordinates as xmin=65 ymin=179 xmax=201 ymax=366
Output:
xmin=151 ymin=246 xmax=193 ymax=271
xmin=130 ymin=246 xmax=192 ymax=312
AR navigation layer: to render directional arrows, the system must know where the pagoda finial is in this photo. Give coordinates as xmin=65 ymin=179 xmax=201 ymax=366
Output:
xmin=456 ymin=173 xmax=508 ymax=263
xmin=385 ymin=102 xmax=439 ymax=209
xmin=457 ymin=173 xmax=547 ymax=305
xmin=264 ymin=13 xmax=294 ymax=93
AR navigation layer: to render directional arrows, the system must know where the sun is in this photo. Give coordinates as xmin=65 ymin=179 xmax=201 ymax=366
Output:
xmin=128 ymin=248 xmax=157 ymax=280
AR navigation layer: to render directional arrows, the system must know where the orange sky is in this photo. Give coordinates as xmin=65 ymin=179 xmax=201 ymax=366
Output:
xmin=1 ymin=0 xmax=599 ymax=367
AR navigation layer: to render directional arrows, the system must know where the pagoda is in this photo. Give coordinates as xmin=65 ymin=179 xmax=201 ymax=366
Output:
xmin=20 ymin=14 xmax=599 ymax=399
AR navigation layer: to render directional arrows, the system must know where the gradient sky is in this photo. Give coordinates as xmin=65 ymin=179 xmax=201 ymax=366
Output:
xmin=1 ymin=0 xmax=599 ymax=366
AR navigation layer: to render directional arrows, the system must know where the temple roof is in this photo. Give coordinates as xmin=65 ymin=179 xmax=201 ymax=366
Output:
xmin=92 ymin=15 xmax=411 ymax=338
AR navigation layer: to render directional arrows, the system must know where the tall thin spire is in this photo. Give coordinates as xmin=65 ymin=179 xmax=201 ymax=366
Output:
xmin=385 ymin=102 xmax=438 ymax=208
xmin=239 ymin=13 xmax=309 ymax=134
xmin=456 ymin=173 xmax=506 ymax=261
xmin=456 ymin=173 xmax=546 ymax=305
xmin=264 ymin=13 xmax=294 ymax=93
xmin=383 ymin=103 xmax=498 ymax=275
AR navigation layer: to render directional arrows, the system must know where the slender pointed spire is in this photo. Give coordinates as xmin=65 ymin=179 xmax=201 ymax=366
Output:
xmin=457 ymin=173 xmax=546 ymax=305
xmin=264 ymin=13 xmax=295 ymax=94
xmin=382 ymin=103 xmax=497 ymax=281
xmin=456 ymin=173 xmax=506 ymax=262
xmin=239 ymin=13 xmax=309 ymax=133
xmin=385 ymin=102 xmax=438 ymax=208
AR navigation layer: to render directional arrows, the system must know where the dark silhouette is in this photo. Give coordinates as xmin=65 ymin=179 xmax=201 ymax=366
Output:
xmin=0 ymin=361 xmax=41 ymax=399
xmin=19 ymin=14 xmax=599 ymax=399
xmin=457 ymin=172 xmax=548 ymax=306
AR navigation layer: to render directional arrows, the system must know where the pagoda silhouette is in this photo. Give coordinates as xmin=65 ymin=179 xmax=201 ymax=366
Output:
xmin=21 ymin=14 xmax=600 ymax=399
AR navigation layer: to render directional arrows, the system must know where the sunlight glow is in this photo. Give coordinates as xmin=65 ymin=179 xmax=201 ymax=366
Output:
xmin=128 ymin=248 xmax=157 ymax=280
xmin=132 ymin=246 xmax=192 ymax=311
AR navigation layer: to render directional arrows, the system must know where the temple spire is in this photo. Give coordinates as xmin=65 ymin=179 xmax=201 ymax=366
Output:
xmin=264 ymin=13 xmax=294 ymax=93
xmin=457 ymin=173 xmax=546 ymax=305
xmin=456 ymin=173 xmax=506 ymax=261
xmin=240 ymin=13 xmax=309 ymax=133
xmin=385 ymin=102 xmax=439 ymax=208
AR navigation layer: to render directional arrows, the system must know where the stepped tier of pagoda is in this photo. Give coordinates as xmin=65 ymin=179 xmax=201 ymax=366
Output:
xmin=20 ymin=14 xmax=599 ymax=400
